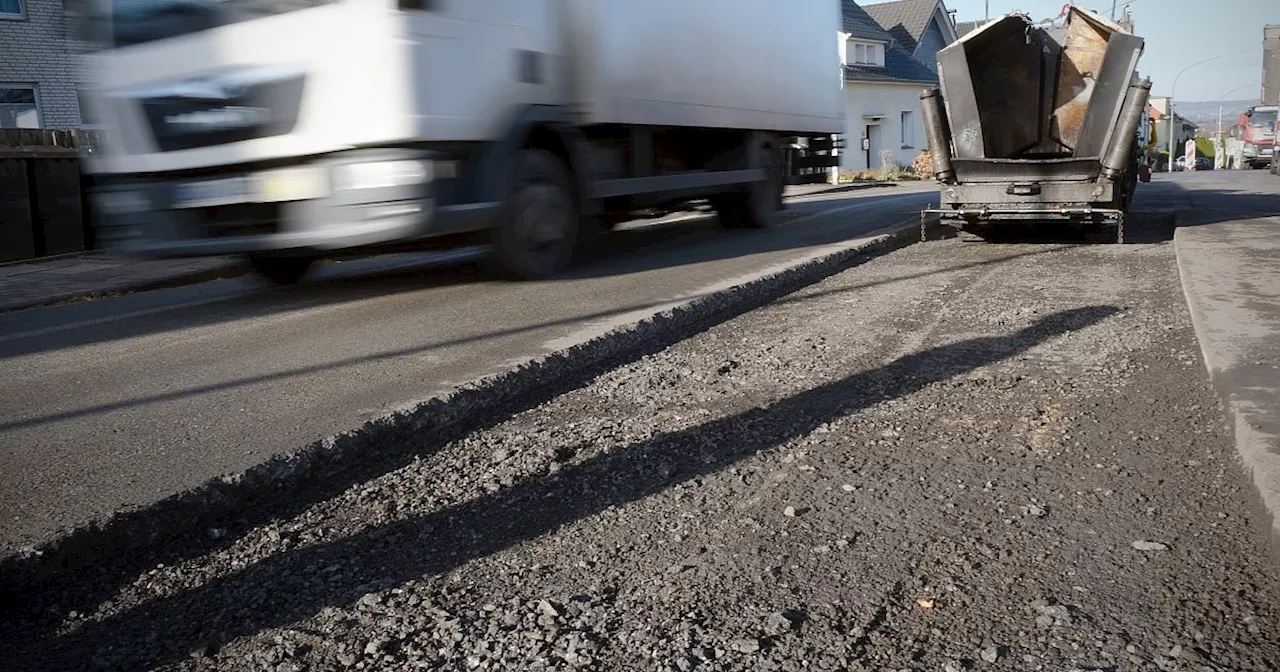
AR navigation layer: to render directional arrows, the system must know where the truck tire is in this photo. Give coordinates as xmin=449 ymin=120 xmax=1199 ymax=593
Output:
xmin=248 ymin=255 xmax=315 ymax=286
xmin=715 ymin=141 xmax=782 ymax=229
xmin=489 ymin=149 xmax=578 ymax=280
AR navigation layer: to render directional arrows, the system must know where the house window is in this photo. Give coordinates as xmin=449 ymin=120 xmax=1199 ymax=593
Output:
xmin=0 ymin=0 xmax=24 ymax=19
xmin=0 ymin=85 xmax=41 ymax=129
xmin=901 ymin=111 xmax=914 ymax=148
xmin=849 ymin=41 xmax=881 ymax=66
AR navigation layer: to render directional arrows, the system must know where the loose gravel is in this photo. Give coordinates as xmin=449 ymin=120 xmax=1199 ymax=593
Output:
xmin=4 ymin=220 xmax=1279 ymax=671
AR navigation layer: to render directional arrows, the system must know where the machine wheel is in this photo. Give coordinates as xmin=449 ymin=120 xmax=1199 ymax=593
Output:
xmin=248 ymin=255 xmax=315 ymax=285
xmin=715 ymin=139 xmax=783 ymax=229
xmin=488 ymin=149 xmax=578 ymax=280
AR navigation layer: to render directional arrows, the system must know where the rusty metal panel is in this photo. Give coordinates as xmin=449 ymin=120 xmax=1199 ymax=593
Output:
xmin=1075 ymin=32 xmax=1145 ymax=158
xmin=1050 ymin=8 xmax=1113 ymax=153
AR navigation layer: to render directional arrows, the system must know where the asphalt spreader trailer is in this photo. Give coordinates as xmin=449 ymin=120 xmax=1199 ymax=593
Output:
xmin=919 ymin=5 xmax=1150 ymax=243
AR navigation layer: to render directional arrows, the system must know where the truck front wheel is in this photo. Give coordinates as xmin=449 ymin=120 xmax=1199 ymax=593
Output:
xmin=248 ymin=255 xmax=315 ymax=286
xmin=489 ymin=149 xmax=578 ymax=280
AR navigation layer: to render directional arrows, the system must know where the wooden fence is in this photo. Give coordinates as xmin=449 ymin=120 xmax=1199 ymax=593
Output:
xmin=0 ymin=129 xmax=104 ymax=263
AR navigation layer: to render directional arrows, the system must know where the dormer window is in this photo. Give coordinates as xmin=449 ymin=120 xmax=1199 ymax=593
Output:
xmin=848 ymin=40 xmax=883 ymax=67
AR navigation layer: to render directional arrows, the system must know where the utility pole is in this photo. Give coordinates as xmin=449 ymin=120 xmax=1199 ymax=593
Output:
xmin=985 ymin=1 xmax=989 ymax=20
xmin=1111 ymin=0 xmax=1117 ymax=20
xmin=1216 ymin=86 xmax=1249 ymax=169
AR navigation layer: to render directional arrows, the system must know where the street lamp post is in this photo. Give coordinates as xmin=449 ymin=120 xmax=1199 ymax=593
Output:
xmin=1217 ymin=86 xmax=1250 ymax=169
xmin=1167 ymin=56 xmax=1223 ymax=173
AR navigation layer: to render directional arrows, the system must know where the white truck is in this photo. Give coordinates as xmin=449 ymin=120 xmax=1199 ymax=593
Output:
xmin=72 ymin=0 xmax=844 ymax=284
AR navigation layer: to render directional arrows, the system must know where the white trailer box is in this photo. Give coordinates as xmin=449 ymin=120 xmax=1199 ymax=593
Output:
xmin=562 ymin=0 xmax=843 ymax=134
xmin=80 ymin=0 xmax=845 ymax=283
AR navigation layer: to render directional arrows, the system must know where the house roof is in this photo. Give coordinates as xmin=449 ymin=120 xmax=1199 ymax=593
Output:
xmin=842 ymin=0 xmax=893 ymax=42
xmin=863 ymin=0 xmax=944 ymax=53
xmin=954 ymin=19 xmax=984 ymax=38
xmin=845 ymin=44 xmax=940 ymax=85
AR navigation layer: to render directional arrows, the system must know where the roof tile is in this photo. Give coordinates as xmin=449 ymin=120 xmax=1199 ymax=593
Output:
xmin=842 ymin=0 xmax=893 ymax=42
xmin=844 ymin=44 xmax=939 ymax=86
xmin=862 ymin=0 xmax=942 ymax=53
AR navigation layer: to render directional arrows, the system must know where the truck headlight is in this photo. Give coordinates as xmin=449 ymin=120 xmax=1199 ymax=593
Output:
xmin=332 ymin=160 xmax=430 ymax=192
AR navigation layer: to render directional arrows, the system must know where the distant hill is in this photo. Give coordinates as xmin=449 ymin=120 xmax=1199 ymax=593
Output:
xmin=1173 ymin=99 xmax=1259 ymax=125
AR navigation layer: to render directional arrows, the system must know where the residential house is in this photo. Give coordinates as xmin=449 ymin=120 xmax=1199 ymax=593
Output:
xmin=0 ymin=0 xmax=84 ymax=128
xmin=862 ymin=0 xmax=959 ymax=75
xmin=953 ymin=19 xmax=984 ymax=39
xmin=838 ymin=0 xmax=953 ymax=173
xmin=1148 ymin=96 xmax=1199 ymax=167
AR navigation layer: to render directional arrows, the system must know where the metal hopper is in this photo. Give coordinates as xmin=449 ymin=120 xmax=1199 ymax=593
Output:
xmin=919 ymin=5 xmax=1150 ymax=242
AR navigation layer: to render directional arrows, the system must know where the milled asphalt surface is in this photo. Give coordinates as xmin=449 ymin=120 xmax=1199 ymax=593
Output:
xmin=4 ymin=172 xmax=1278 ymax=671
xmin=0 ymin=185 xmax=935 ymax=557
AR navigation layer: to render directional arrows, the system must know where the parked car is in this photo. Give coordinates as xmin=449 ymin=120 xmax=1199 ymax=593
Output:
xmin=1174 ymin=155 xmax=1213 ymax=171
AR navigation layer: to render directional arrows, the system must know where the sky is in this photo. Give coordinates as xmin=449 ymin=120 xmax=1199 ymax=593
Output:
xmin=942 ymin=0 xmax=1279 ymax=102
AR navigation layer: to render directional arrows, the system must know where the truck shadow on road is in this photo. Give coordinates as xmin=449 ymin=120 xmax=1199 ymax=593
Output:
xmin=1131 ymin=177 xmax=1280 ymax=233
xmin=1 ymin=305 xmax=1119 ymax=670
xmin=0 ymin=192 xmax=923 ymax=362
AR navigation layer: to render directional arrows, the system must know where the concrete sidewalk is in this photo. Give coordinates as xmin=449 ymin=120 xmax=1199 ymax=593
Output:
xmin=1176 ymin=214 xmax=1280 ymax=545
xmin=0 ymin=181 xmax=911 ymax=314
xmin=0 ymin=254 xmax=244 ymax=313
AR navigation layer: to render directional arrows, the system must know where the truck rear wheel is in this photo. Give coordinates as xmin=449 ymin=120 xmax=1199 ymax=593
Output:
xmin=715 ymin=142 xmax=782 ymax=229
xmin=248 ymin=255 xmax=315 ymax=286
xmin=489 ymin=149 xmax=578 ymax=280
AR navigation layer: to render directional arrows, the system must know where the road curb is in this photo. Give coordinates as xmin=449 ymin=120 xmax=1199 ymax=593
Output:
xmin=0 ymin=216 xmax=938 ymax=600
xmin=1172 ymin=217 xmax=1280 ymax=556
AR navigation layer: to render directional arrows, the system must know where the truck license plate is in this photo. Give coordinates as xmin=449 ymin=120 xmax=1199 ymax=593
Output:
xmin=172 ymin=176 xmax=255 ymax=209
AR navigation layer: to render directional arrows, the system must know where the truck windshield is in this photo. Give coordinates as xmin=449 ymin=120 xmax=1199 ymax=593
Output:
xmin=75 ymin=0 xmax=341 ymax=50
xmin=1250 ymin=110 xmax=1277 ymax=127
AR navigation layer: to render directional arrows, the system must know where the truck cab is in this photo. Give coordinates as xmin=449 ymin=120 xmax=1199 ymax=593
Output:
xmin=1240 ymin=105 xmax=1278 ymax=170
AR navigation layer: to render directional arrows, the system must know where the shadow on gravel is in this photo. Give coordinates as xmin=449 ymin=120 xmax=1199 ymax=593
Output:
xmin=773 ymin=246 xmax=1074 ymax=308
xmin=2 ymin=305 xmax=1118 ymax=671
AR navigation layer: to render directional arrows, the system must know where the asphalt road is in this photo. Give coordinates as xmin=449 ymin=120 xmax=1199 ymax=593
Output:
xmin=0 ymin=184 xmax=935 ymax=556
xmin=6 ymin=170 xmax=1278 ymax=672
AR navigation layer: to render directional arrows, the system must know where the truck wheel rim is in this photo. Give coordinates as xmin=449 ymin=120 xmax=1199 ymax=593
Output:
xmin=514 ymin=185 xmax=572 ymax=263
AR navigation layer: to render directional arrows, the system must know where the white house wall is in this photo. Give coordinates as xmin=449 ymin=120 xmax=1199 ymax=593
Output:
xmin=841 ymin=82 xmax=928 ymax=172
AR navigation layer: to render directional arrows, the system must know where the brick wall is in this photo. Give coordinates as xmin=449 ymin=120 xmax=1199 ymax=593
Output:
xmin=0 ymin=0 xmax=85 ymax=128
